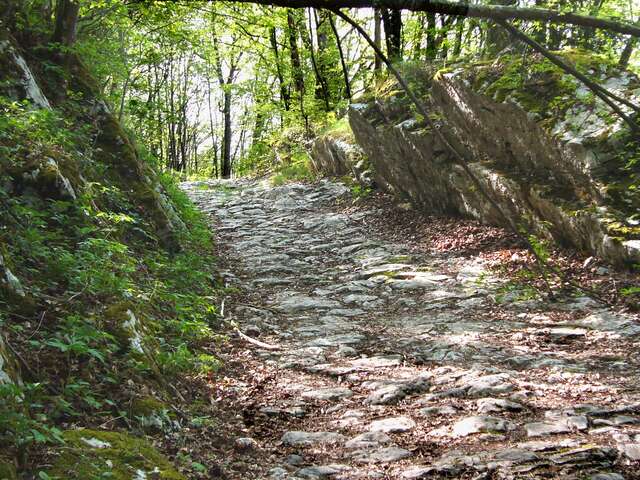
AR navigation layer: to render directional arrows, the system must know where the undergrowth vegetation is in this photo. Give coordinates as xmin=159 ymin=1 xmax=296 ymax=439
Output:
xmin=0 ymin=81 xmax=222 ymax=476
xmin=235 ymin=125 xmax=317 ymax=184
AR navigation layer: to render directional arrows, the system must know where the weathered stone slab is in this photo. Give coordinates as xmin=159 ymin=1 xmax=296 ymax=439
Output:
xmin=281 ymin=431 xmax=346 ymax=446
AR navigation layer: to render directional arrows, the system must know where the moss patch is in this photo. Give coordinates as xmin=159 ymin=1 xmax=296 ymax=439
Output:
xmin=0 ymin=459 xmax=17 ymax=480
xmin=130 ymin=397 xmax=168 ymax=417
xmin=47 ymin=429 xmax=185 ymax=480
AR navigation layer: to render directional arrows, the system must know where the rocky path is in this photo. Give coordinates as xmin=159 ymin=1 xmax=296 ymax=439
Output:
xmin=182 ymin=179 xmax=640 ymax=480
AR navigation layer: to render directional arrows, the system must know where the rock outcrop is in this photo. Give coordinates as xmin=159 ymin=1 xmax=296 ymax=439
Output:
xmin=312 ymin=52 xmax=640 ymax=266
xmin=0 ymin=29 xmax=183 ymax=252
xmin=311 ymin=134 xmax=373 ymax=186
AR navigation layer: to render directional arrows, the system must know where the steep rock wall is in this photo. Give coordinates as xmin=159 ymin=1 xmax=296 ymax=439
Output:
xmin=313 ymin=54 xmax=640 ymax=266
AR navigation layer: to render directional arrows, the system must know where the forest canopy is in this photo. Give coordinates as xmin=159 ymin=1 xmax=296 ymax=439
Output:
xmin=5 ymin=0 xmax=637 ymax=179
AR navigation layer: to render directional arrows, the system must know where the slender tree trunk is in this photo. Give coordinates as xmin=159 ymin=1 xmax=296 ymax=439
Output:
xmin=329 ymin=14 xmax=352 ymax=99
xmin=206 ymin=75 xmax=219 ymax=177
xmin=287 ymin=10 xmax=305 ymax=94
xmin=381 ymin=8 xmax=402 ymax=60
xmin=619 ymin=37 xmax=637 ymax=68
xmin=287 ymin=9 xmax=309 ymax=132
xmin=425 ymin=13 xmax=437 ymax=60
xmin=452 ymin=16 xmax=464 ymax=57
xmin=437 ymin=14 xmax=454 ymax=59
xmin=412 ymin=13 xmax=425 ymax=58
xmin=221 ymin=89 xmax=233 ymax=178
xmin=374 ymin=8 xmax=383 ymax=73
xmin=269 ymin=27 xmax=291 ymax=110
xmin=304 ymin=9 xmax=331 ymax=110
xmin=52 ymin=0 xmax=80 ymax=47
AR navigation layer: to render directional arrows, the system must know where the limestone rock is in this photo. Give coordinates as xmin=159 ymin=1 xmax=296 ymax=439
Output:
xmin=345 ymin=432 xmax=393 ymax=450
xmin=365 ymin=377 xmax=429 ymax=405
xmin=477 ymin=397 xmax=524 ymax=414
xmin=369 ymin=416 xmax=416 ymax=433
xmin=301 ymin=387 xmax=353 ymax=402
xmin=451 ymin=415 xmax=515 ymax=437
xmin=281 ymin=431 xmax=346 ymax=446
xmin=525 ymin=416 xmax=588 ymax=437
xmin=351 ymin=446 xmax=412 ymax=464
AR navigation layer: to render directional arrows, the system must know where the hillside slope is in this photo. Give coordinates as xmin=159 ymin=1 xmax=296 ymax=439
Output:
xmin=0 ymin=27 xmax=221 ymax=479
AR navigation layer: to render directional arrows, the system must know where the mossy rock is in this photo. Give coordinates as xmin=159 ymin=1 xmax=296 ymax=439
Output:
xmin=0 ymin=458 xmax=17 ymax=480
xmin=46 ymin=429 xmax=185 ymax=480
xmin=103 ymin=302 xmax=138 ymax=348
xmin=130 ymin=397 xmax=168 ymax=417
xmin=130 ymin=397 xmax=174 ymax=432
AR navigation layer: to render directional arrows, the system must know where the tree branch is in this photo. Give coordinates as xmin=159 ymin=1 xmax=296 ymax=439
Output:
xmin=212 ymin=0 xmax=640 ymax=37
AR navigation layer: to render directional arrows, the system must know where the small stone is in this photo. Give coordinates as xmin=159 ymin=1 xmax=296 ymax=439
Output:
xmin=451 ymin=415 xmax=515 ymax=437
xmin=234 ymin=437 xmax=258 ymax=451
xmin=343 ymin=293 xmax=379 ymax=304
xmin=351 ymin=355 xmax=403 ymax=369
xmin=335 ymin=345 xmax=358 ymax=357
xmin=525 ymin=416 xmax=588 ymax=437
xmin=268 ymin=467 xmax=288 ymax=479
xmin=296 ymin=464 xmax=347 ymax=479
xmin=493 ymin=448 xmax=538 ymax=463
xmin=517 ymin=438 xmax=581 ymax=451
xmin=465 ymin=374 xmax=513 ymax=397
xmin=286 ymin=454 xmax=304 ymax=466
xmin=351 ymin=446 xmax=412 ymax=464
xmin=621 ymin=443 xmax=640 ymax=460
xmin=369 ymin=416 xmax=416 ymax=433
xmin=365 ymin=377 xmax=429 ymax=405
xmin=477 ymin=397 xmax=524 ymax=414
xmin=301 ymin=387 xmax=353 ymax=402
xmin=277 ymin=296 xmax=341 ymax=313
xmin=402 ymin=466 xmax=434 ymax=479
xmin=281 ymin=431 xmax=346 ymax=446
xmin=345 ymin=432 xmax=393 ymax=450
xmin=591 ymin=474 xmax=625 ymax=480
xmin=547 ymin=327 xmax=587 ymax=342
xmin=244 ymin=325 xmax=261 ymax=337
xmin=419 ymin=406 xmax=457 ymax=416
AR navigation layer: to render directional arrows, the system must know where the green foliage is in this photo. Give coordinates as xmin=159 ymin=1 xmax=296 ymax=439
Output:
xmin=270 ymin=159 xmax=315 ymax=186
xmin=0 ymin=382 xmax=64 ymax=460
xmin=528 ymin=234 xmax=551 ymax=264
xmin=478 ymin=53 xmax=579 ymax=119
xmin=350 ymin=183 xmax=372 ymax=200
xmin=0 ymin=53 xmax=220 ymax=476
xmin=39 ymin=315 xmax=118 ymax=364
xmin=621 ymin=285 xmax=640 ymax=297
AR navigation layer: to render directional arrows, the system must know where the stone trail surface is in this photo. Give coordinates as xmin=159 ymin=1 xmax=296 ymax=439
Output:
xmin=182 ymin=179 xmax=640 ymax=480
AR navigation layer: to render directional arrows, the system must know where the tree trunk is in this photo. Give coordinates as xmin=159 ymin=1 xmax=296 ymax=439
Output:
xmin=287 ymin=10 xmax=305 ymax=94
xmin=619 ymin=37 xmax=637 ymax=68
xmin=303 ymin=9 xmax=331 ymax=110
xmin=52 ymin=0 xmax=80 ymax=47
xmin=374 ymin=9 xmax=383 ymax=73
xmin=329 ymin=14 xmax=352 ymax=99
xmin=381 ymin=7 xmax=402 ymax=60
xmin=425 ymin=13 xmax=437 ymax=60
xmin=269 ymin=27 xmax=291 ymax=111
xmin=452 ymin=16 xmax=464 ymax=57
xmin=221 ymin=89 xmax=232 ymax=178
xmin=287 ymin=9 xmax=309 ymax=132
